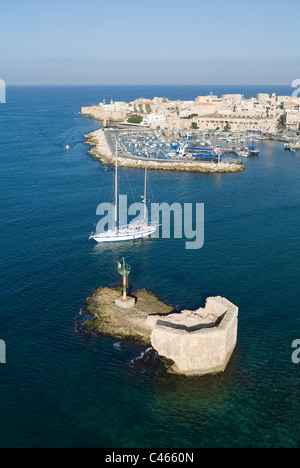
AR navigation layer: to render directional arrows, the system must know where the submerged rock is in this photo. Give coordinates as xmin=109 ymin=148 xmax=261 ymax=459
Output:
xmin=130 ymin=348 xmax=159 ymax=373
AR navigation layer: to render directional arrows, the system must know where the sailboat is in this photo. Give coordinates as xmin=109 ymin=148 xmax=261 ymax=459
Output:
xmin=248 ymin=118 xmax=260 ymax=155
xmin=89 ymin=140 xmax=157 ymax=243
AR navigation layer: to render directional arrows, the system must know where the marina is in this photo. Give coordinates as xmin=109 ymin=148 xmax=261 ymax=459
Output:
xmin=85 ymin=123 xmax=300 ymax=176
xmin=114 ymin=128 xmax=300 ymax=159
xmin=117 ymin=129 xmax=225 ymax=162
xmin=283 ymin=139 xmax=300 ymax=152
xmin=85 ymin=128 xmax=244 ymax=173
xmin=110 ymin=128 xmax=263 ymax=163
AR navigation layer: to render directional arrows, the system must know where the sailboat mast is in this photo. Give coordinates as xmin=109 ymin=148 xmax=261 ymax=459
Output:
xmin=115 ymin=138 xmax=118 ymax=232
xmin=144 ymin=168 xmax=147 ymax=221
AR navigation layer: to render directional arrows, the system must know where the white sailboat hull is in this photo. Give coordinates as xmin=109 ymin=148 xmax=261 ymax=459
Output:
xmin=90 ymin=224 xmax=157 ymax=243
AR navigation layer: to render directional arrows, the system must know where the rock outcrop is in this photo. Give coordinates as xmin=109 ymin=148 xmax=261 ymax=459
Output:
xmin=84 ymin=287 xmax=173 ymax=345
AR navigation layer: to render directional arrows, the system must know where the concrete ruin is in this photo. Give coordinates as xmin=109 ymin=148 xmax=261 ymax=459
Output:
xmin=147 ymin=297 xmax=239 ymax=376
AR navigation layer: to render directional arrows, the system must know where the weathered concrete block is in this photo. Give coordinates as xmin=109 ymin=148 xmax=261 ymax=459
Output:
xmin=149 ymin=296 xmax=238 ymax=376
xmin=115 ymin=296 xmax=136 ymax=309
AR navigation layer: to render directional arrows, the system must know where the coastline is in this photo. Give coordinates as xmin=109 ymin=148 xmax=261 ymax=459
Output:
xmin=85 ymin=128 xmax=245 ymax=173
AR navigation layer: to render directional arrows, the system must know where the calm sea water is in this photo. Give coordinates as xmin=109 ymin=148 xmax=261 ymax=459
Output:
xmin=0 ymin=85 xmax=300 ymax=448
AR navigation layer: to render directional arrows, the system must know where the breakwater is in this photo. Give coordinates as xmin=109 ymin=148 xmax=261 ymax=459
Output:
xmin=85 ymin=129 xmax=244 ymax=173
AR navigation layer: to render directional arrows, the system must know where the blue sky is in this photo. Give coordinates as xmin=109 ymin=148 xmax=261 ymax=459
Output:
xmin=1 ymin=0 xmax=300 ymax=84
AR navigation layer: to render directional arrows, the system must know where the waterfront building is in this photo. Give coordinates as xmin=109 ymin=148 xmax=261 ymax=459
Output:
xmin=82 ymin=92 xmax=300 ymax=132
xmin=194 ymin=115 xmax=277 ymax=133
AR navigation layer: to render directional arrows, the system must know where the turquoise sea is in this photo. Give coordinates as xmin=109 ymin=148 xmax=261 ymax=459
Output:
xmin=0 ymin=85 xmax=300 ymax=448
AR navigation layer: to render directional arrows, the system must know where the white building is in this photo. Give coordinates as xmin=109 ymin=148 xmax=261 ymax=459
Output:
xmin=143 ymin=113 xmax=166 ymax=127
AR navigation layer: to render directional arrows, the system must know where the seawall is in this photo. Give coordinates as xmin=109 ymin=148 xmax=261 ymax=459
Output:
xmin=82 ymin=106 xmax=126 ymax=123
xmin=85 ymin=129 xmax=244 ymax=173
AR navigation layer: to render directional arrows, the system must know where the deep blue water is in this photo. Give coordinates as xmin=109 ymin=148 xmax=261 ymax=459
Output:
xmin=0 ymin=85 xmax=300 ymax=448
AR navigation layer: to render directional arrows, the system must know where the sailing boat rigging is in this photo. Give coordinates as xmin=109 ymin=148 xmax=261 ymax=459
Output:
xmin=89 ymin=139 xmax=157 ymax=243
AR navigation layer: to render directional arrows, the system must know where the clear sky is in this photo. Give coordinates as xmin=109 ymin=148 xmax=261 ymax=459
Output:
xmin=1 ymin=0 xmax=300 ymax=85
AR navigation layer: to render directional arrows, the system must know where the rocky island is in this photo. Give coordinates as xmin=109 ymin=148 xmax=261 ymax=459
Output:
xmin=82 ymin=285 xmax=239 ymax=376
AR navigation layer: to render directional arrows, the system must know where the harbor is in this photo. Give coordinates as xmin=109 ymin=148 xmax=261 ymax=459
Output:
xmin=85 ymin=124 xmax=300 ymax=168
xmin=117 ymin=129 xmax=226 ymax=162
xmin=116 ymin=128 xmax=264 ymax=160
xmin=85 ymin=128 xmax=245 ymax=173
xmin=82 ymin=91 xmax=300 ymax=162
xmin=283 ymin=138 xmax=300 ymax=152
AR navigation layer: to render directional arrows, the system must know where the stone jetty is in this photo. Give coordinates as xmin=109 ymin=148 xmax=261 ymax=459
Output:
xmin=85 ymin=129 xmax=244 ymax=173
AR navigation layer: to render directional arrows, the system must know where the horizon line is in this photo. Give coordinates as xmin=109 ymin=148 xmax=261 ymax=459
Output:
xmin=5 ymin=83 xmax=291 ymax=87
